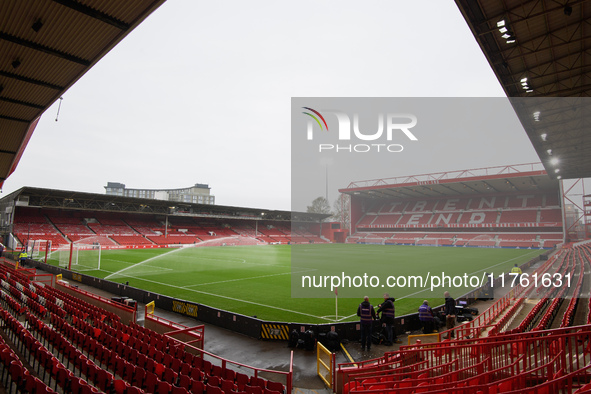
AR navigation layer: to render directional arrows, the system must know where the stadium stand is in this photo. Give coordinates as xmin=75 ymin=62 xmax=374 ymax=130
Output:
xmin=336 ymin=242 xmax=591 ymax=393
xmin=0 ymin=257 xmax=291 ymax=394
xmin=8 ymin=206 xmax=326 ymax=250
xmin=349 ymin=190 xmax=563 ymax=249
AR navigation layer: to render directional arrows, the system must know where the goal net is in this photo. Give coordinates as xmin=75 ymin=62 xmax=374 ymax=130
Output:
xmin=54 ymin=243 xmax=101 ymax=271
xmin=27 ymin=239 xmax=51 ymax=260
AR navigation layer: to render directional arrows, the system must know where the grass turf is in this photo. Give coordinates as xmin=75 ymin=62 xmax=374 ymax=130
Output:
xmin=47 ymin=244 xmax=545 ymax=324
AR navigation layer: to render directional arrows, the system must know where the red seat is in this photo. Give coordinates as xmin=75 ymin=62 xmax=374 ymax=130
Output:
xmin=125 ymin=362 xmax=136 ymax=381
xmin=143 ymin=370 xmax=158 ymax=393
xmin=342 ymin=381 xmax=359 ymax=394
xmin=132 ymin=366 xmax=146 ymax=387
xmin=206 ymin=383 xmax=224 ymax=394
xmin=245 ymin=385 xmax=263 ymax=394
xmin=211 ymin=365 xmax=223 ymax=377
xmin=266 ymin=381 xmax=284 ymax=393
xmin=183 ymin=352 xmax=194 ymax=365
xmin=158 ymin=380 xmax=172 ymax=394
xmin=164 ymin=366 xmax=178 ymax=385
xmin=202 ymin=360 xmax=212 ymax=375
xmin=250 ymin=376 xmax=266 ymax=389
xmin=191 ymin=366 xmax=204 ymax=381
xmin=127 ymin=385 xmax=145 ymax=394
xmin=24 ymin=373 xmax=37 ymax=393
xmin=95 ymin=368 xmax=114 ymax=392
xmin=222 ymin=378 xmax=237 ymax=393
xmin=154 ymin=362 xmax=165 ymax=378
xmin=224 ymin=368 xmax=236 ymax=382
xmin=114 ymin=379 xmax=130 ymax=394
xmin=163 ymin=352 xmax=173 ymax=367
xmin=498 ymin=381 xmax=513 ymax=392
xmin=9 ymin=361 xmax=27 ymax=391
xmin=171 ymin=357 xmax=182 ymax=372
xmin=70 ymin=377 xmax=88 ymax=394
xmin=208 ymin=375 xmax=221 ymax=386
xmin=236 ymin=373 xmax=249 ymax=390
xmin=54 ymin=364 xmax=72 ymax=391
xmin=180 ymin=362 xmax=191 ymax=377
xmin=171 ymin=385 xmax=189 ymax=394
xmin=178 ymin=374 xmax=191 ymax=390
xmin=190 ymin=379 xmax=205 ymax=394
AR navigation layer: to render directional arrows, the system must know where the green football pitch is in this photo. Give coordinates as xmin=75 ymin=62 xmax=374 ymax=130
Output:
xmin=47 ymin=244 xmax=545 ymax=324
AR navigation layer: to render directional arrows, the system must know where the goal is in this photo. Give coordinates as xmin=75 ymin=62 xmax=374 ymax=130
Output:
xmin=27 ymin=239 xmax=51 ymax=260
xmin=54 ymin=243 xmax=101 ymax=271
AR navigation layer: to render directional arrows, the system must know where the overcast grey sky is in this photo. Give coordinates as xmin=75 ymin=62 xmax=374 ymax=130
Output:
xmin=1 ymin=1 xmax=541 ymax=210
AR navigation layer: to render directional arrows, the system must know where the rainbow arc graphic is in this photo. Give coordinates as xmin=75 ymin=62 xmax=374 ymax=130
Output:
xmin=302 ymin=107 xmax=329 ymax=131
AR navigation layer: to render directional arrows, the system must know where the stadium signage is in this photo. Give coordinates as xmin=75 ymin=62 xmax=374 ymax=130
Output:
xmin=302 ymin=107 xmax=418 ymax=153
xmin=172 ymin=300 xmax=199 ymax=318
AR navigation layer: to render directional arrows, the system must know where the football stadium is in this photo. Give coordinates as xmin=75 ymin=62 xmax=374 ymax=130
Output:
xmin=0 ymin=1 xmax=591 ymax=393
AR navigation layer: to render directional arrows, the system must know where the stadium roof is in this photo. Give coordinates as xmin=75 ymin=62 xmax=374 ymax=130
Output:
xmin=456 ymin=0 xmax=591 ymax=180
xmin=0 ymin=0 xmax=167 ymax=189
xmin=339 ymin=163 xmax=559 ymax=200
xmin=0 ymin=186 xmax=328 ymax=223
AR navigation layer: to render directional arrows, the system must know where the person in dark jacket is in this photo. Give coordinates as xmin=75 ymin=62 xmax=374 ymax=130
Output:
xmin=357 ymin=296 xmax=376 ymax=351
xmin=418 ymin=300 xmax=434 ymax=334
xmin=377 ymin=293 xmax=397 ymax=345
xmin=444 ymin=291 xmax=456 ymax=338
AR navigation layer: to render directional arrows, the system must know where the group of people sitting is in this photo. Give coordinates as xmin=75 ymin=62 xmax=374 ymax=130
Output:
xmin=355 ymin=264 xmax=527 ymax=352
xmin=418 ymin=291 xmax=456 ymax=336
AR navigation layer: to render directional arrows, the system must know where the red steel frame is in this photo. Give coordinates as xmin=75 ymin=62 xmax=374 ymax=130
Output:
xmin=341 ymin=163 xmax=545 ymax=191
xmin=562 ymin=178 xmax=590 ymax=242
xmin=145 ymin=304 xmax=294 ymax=393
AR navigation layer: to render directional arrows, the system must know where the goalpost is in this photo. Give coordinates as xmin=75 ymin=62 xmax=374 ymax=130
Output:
xmin=54 ymin=243 xmax=101 ymax=271
xmin=27 ymin=239 xmax=51 ymax=262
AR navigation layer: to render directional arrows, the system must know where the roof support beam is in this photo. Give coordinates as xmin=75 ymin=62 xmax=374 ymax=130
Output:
xmin=0 ymin=97 xmax=45 ymax=110
xmin=478 ymin=0 xmax=589 ymax=30
xmin=539 ymin=83 xmax=591 ymax=97
xmin=0 ymin=70 xmax=64 ymax=90
xmin=498 ymin=46 xmax=590 ymax=78
xmin=0 ymin=32 xmax=90 ymax=66
xmin=0 ymin=114 xmax=29 ymax=123
xmin=494 ymin=19 xmax=588 ymax=63
xmin=51 ymin=0 xmax=131 ymax=31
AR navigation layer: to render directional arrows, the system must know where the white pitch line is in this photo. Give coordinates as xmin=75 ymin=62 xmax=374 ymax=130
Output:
xmin=181 ymin=268 xmax=317 ymax=288
xmin=112 ymin=272 xmax=335 ymax=321
xmin=104 ymin=247 xmax=186 ymax=280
